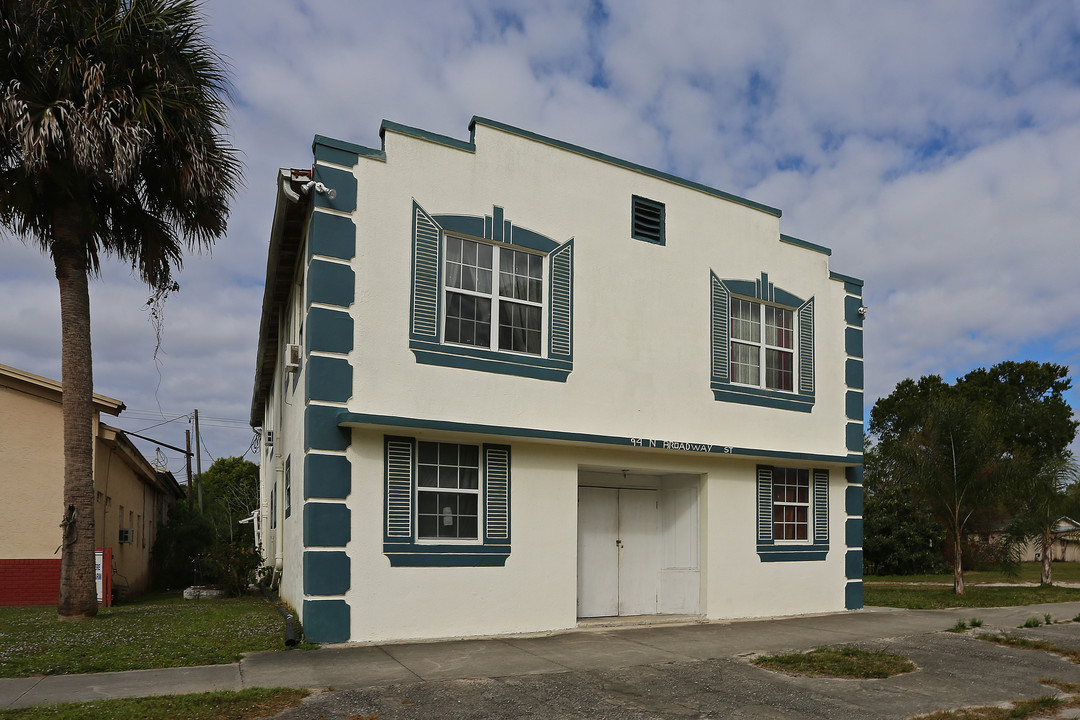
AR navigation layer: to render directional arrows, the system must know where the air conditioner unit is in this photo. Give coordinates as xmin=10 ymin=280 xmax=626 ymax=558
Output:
xmin=265 ymin=430 xmax=274 ymax=448
xmin=284 ymin=343 xmax=301 ymax=373
xmin=118 ymin=528 xmax=134 ymax=544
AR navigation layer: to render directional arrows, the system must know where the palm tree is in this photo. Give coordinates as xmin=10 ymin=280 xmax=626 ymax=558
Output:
xmin=0 ymin=0 xmax=240 ymax=618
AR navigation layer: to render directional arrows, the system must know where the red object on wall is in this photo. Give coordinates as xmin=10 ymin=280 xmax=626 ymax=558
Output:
xmin=0 ymin=558 xmax=61 ymax=606
xmin=0 ymin=549 xmax=114 ymax=606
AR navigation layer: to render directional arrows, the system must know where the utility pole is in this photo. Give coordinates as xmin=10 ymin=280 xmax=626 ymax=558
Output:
xmin=185 ymin=429 xmax=193 ymax=509
xmin=194 ymin=409 xmax=203 ymax=513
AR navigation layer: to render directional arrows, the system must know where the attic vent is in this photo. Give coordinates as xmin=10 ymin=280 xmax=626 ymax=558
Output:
xmin=631 ymin=195 xmax=665 ymax=245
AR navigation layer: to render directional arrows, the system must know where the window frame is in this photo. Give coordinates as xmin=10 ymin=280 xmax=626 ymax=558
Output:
xmin=441 ymin=234 xmax=546 ymax=358
xmin=710 ymin=272 xmax=815 ymax=413
xmin=409 ymin=202 xmax=573 ymax=382
xmin=383 ymin=435 xmax=511 ymax=566
xmin=415 ymin=440 xmax=483 ymax=544
xmin=729 ymin=297 xmax=796 ymax=393
xmin=756 ymin=465 xmax=829 ymax=561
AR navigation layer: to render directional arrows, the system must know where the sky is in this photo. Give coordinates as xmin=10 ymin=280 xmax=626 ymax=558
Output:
xmin=2 ymin=0 xmax=1080 ymax=475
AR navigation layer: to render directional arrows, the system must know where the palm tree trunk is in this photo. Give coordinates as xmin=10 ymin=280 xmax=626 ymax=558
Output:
xmin=53 ymin=208 xmax=98 ymax=620
xmin=1041 ymin=527 xmax=1053 ymax=585
xmin=953 ymin=526 xmax=965 ymax=595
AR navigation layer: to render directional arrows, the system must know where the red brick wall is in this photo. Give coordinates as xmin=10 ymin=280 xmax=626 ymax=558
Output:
xmin=0 ymin=559 xmax=61 ymax=606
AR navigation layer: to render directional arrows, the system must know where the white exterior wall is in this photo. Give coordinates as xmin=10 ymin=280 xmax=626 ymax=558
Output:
xmin=251 ymin=118 xmax=864 ymax=644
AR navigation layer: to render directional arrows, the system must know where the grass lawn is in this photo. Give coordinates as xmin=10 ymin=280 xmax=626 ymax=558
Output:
xmin=864 ymin=583 xmax=1080 ymax=609
xmin=0 ymin=688 xmax=309 ymax=720
xmin=0 ymin=593 xmax=311 ymax=678
xmin=866 ymin=562 xmax=1080 ymax=586
xmin=752 ymin=646 xmax=916 ymax=678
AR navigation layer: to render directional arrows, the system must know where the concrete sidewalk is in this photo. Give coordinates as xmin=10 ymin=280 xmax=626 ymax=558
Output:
xmin=4 ymin=601 xmax=1080 ymax=716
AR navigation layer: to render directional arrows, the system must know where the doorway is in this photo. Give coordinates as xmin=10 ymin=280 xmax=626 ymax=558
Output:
xmin=577 ymin=487 xmax=660 ymax=617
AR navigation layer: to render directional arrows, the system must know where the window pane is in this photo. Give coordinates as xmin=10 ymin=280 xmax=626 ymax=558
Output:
xmin=766 ymin=349 xmax=793 ymax=391
xmin=477 ymin=243 xmax=492 ymax=269
xmin=447 ymin=237 xmax=461 ymax=262
xmin=439 ymin=443 xmax=458 ymax=464
xmin=462 ymin=240 xmax=476 ymax=266
xmin=418 ymin=465 xmax=438 ymax=487
xmin=459 ymin=445 xmax=479 ymax=466
xmin=730 ymin=342 xmax=759 ymax=385
xmin=731 ymin=298 xmax=760 ymax=342
xmin=439 ymin=466 xmax=458 ymax=488
xmin=460 ymin=467 xmax=479 ymax=489
xmin=765 ymin=306 xmax=793 ymax=349
xmin=498 ymin=300 xmax=542 ymax=355
xmin=477 ymin=268 xmax=492 ymax=294
xmin=418 ymin=442 xmax=438 ymax=464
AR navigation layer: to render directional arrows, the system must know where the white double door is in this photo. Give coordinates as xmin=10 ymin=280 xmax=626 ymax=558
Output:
xmin=577 ymin=487 xmax=660 ymax=617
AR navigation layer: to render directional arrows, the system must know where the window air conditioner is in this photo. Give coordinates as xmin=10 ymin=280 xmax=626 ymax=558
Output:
xmin=118 ymin=528 xmax=134 ymax=544
xmin=284 ymin=343 xmax=301 ymax=373
xmin=265 ymin=430 xmax=274 ymax=448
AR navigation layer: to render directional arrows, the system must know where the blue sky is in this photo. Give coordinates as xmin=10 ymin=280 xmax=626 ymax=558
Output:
xmin=2 ymin=0 xmax=1079 ymax=471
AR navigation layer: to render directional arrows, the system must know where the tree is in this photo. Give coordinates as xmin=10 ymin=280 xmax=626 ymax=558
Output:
xmin=1005 ymin=455 xmax=1080 ymax=585
xmin=0 ymin=0 xmax=240 ymax=618
xmin=199 ymin=456 xmax=259 ymax=545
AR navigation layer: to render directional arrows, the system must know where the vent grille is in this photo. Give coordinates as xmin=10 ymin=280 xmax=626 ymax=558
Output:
xmin=632 ymin=195 xmax=665 ymax=245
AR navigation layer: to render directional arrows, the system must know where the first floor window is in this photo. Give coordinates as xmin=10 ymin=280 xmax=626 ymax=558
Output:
xmin=772 ymin=468 xmax=809 ymax=541
xmin=417 ymin=441 xmax=480 ymax=540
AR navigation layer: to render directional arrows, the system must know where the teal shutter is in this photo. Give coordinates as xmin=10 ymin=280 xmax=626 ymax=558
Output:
xmin=711 ymin=273 xmax=730 ymax=384
xmin=756 ymin=465 xmax=773 ymax=545
xmin=813 ymin=469 xmax=829 ymax=544
xmin=384 ymin=436 xmax=414 ymax=541
xmin=483 ymin=444 xmax=511 ymax=542
xmin=548 ymin=239 xmax=574 ymax=362
xmin=410 ymin=202 xmax=441 ymax=341
xmin=798 ymin=298 xmax=814 ymax=397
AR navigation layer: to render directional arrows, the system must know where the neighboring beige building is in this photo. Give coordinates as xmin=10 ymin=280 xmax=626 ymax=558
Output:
xmin=0 ymin=363 xmax=183 ymax=605
xmin=1019 ymin=518 xmax=1080 ymax=563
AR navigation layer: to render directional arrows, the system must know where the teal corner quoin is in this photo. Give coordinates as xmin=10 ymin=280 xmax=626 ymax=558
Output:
xmin=306 ymin=355 xmax=353 ymax=404
xmin=305 ymin=453 xmax=351 ymax=500
xmin=304 ymin=551 xmax=350 ymax=596
xmin=845 ymin=550 xmax=863 ymax=580
xmin=308 ymin=212 xmax=357 ymax=261
xmin=303 ymin=599 xmax=350 ymax=644
xmin=845 ymin=581 xmax=864 ymax=610
xmin=304 ymin=502 xmax=351 ymax=547
xmin=846 ymin=485 xmax=864 ymax=516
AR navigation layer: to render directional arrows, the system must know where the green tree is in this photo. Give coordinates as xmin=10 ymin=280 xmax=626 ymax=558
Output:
xmin=1005 ymin=455 xmax=1080 ymax=585
xmin=199 ymin=456 xmax=259 ymax=545
xmin=0 ymin=0 xmax=240 ymax=618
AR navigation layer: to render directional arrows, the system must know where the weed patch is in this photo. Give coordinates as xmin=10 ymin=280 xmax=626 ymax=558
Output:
xmin=752 ymin=646 xmax=916 ymax=678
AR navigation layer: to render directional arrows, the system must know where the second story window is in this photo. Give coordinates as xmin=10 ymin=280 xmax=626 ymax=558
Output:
xmin=730 ymin=298 xmax=794 ymax=392
xmin=444 ymin=236 xmax=544 ymax=356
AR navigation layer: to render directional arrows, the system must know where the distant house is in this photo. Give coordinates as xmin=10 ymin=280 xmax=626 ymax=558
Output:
xmin=250 ymin=117 xmax=866 ymax=644
xmin=1020 ymin=517 xmax=1080 ymax=563
xmin=0 ymin=363 xmax=184 ymax=605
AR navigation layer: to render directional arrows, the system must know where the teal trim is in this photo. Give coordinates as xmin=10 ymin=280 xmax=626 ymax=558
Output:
xmin=846 ymin=359 xmax=864 ymax=390
xmin=845 ymin=328 xmax=864 ymax=358
xmin=312 ymin=165 xmax=356 ymax=213
xmin=484 ymin=444 xmax=511 ymax=542
xmin=410 ymin=202 xmax=442 ymax=342
xmin=846 ymin=465 xmax=864 ymax=484
xmin=797 ymin=297 xmax=815 ymax=396
xmin=304 ymin=502 xmax=351 ymax=547
xmin=305 ymin=404 xmax=351 ymax=452
xmin=313 ymin=134 xmax=370 ymax=163
xmin=709 ymin=273 xmax=730 ymax=384
xmin=548 ymin=239 xmax=574 ymax=362
xmin=846 ymin=518 xmax=863 ymax=548
xmin=303 ymin=551 xmax=350 ymax=595
xmin=304 ymin=454 xmax=351 ymax=500
xmin=846 ymin=485 xmax=864 ymax=516
xmin=756 ymin=466 xmax=773 ymax=546
xmin=846 ymin=422 xmax=864 ymax=453
xmin=813 ymin=469 xmax=829 ymax=544
xmin=302 ymin=599 xmax=350 ymax=644
xmin=307 ymin=307 xmax=353 ymax=355
xmin=306 ymin=356 xmax=352 ymax=403
xmin=386 ymin=552 xmax=510 ymax=567
xmin=382 ymin=434 xmax=513 ymax=567
xmin=845 ymin=581 xmax=864 ymax=610
xmin=410 ymin=341 xmax=571 ymax=382
xmin=470 ymin=116 xmax=782 ymax=218
xmin=512 ymin=226 xmax=558 ymax=253
xmin=308 ymin=212 xmax=356 ymax=261
xmin=492 ymin=206 xmax=504 ymax=241
xmin=433 ymin=214 xmax=486 ymax=240
xmin=757 ymin=545 xmax=829 ymax=562
xmin=779 ymin=234 xmax=832 ymax=256
xmin=344 ymin=412 xmax=858 ymax=464
xmin=829 ymin=271 xmax=864 ymax=287
xmin=844 ymin=281 xmax=862 ymax=296
xmin=381 ymin=119 xmax=476 ymax=153
xmin=845 ymin=550 xmax=863 ymax=579
xmin=846 ymin=391 xmax=864 ymax=421
xmin=307 ymin=260 xmax=355 ymax=309
xmin=844 ymin=296 xmax=864 ymax=327
xmin=711 ymin=386 xmax=814 ymax=413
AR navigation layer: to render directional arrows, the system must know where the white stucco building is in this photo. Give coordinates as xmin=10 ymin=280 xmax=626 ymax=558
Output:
xmin=250 ymin=117 xmax=866 ymax=644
